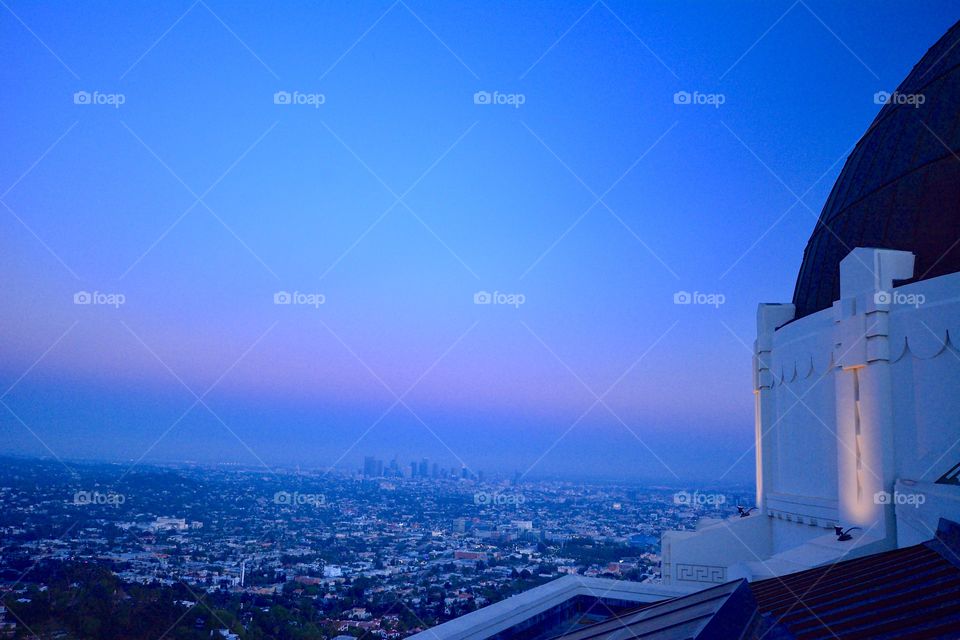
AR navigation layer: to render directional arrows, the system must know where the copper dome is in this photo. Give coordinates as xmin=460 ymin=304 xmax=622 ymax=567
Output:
xmin=792 ymin=20 xmax=960 ymax=319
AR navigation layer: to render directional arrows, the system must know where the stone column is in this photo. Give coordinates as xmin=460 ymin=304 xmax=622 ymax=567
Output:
xmin=833 ymin=248 xmax=914 ymax=542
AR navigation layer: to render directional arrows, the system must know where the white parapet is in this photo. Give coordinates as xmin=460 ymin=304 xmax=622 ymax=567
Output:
xmin=661 ymin=514 xmax=771 ymax=589
xmin=894 ymin=479 xmax=960 ymax=547
xmin=406 ymin=575 xmax=689 ymax=640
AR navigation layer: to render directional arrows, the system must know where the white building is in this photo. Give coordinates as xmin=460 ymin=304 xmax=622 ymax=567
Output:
xmin=150 ymin=516 xmax=188 ymax=532
xmin=662 ymin=249 xmax=960 ymax=588
xmin=662 ymin=17 xmax=960 ymax=590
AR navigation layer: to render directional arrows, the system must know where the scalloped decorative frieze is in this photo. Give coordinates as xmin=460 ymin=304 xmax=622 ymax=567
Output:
xmin=769 ymin=325 xmax=960 ymax=387
xmin=769 ymin=351 xmax=836 ymax=388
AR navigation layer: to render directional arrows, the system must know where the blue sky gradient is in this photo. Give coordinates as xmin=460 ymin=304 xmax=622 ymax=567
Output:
xmin=2 ymin=1 xmax=958 ymax=481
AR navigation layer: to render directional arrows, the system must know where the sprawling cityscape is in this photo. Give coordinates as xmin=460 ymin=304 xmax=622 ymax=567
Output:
xmin=0 ymin=457 xmax=749 ymax=639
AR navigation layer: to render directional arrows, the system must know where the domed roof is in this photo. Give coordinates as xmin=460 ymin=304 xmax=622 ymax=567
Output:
xmin=792 ymin=20 xmax=960 ymax=319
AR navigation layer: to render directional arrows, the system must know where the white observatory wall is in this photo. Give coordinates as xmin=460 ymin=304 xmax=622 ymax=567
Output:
xmin=767 ymin=308 xmax=839 ymax=501
xmin=763 ymin=306 xmax=840 ymax=553
xmin=887 ymin=272 xmax=960 ymax=483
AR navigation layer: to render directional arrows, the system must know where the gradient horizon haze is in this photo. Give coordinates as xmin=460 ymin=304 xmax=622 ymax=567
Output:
xmin=2 ymin=1 xmax=958 ymax=482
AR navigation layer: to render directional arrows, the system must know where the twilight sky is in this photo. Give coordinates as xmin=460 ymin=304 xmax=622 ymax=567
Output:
xmin=1 ymin=1 xmax=958 ymax=482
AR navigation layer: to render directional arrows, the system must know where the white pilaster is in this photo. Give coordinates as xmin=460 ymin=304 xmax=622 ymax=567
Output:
xmin=833 ymin=248 xmax=914 ymax=540
xmin=755 ymin=303 xmax=796 ymax=510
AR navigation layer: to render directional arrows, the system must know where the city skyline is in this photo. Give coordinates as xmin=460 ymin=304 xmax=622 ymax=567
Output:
xmin=0 ymin=455 xmax=743 ymax=638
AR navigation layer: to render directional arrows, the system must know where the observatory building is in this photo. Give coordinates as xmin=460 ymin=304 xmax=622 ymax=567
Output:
xmin=411 ymin=20 xmax=960 ymax=640
xmin=662 ymin=16 xmax=960 ymax=590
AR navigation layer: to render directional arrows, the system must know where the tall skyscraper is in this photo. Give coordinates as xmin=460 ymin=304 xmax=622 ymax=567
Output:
xmin=363 ymin=456 xmax=384 ymax=477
